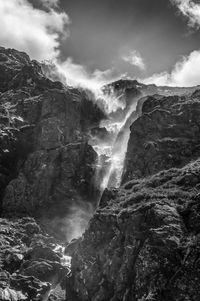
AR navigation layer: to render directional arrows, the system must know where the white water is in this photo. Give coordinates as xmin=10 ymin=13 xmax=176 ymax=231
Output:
xmin=54 ymin=244 xmax=71 ymax=268
xmin=90 ymin=86 xmax=141 ymax=193
xmin=43 ymin=245 xmax=71 ymax=301
xmin=60 ymin=85 xmax=140 ymax=244
xmin=44 ymin=62 xmax=141 ymax=240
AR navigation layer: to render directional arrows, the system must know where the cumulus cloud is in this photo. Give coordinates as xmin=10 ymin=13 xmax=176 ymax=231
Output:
xmin=53 ymin=57 xmax=124 ymax=90
xmin=122 ymin=50 xmax=146 ymax=70
xmin=0 ymin=0 xmax=69 ymax=61
xmin=143 ymin=49 xmax=200 ymax=87
xmin=171 ymin=0 xmax=200 ymax=29
xmin=0 ymin=0 xmax=118 ymax=88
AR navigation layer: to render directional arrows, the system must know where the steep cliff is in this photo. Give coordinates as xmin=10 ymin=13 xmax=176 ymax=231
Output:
xmin=123 ymin=91 xmax=200 ymax=181
xmin=1 ymin=46 xmax=200 ymax=301
xmin=68 ymin=89 xmax=200 ymax=301
xmin=0 ymin=46 xmax=104 ymax=224
xmin=0 ymin=46 xmax=105 ymax=300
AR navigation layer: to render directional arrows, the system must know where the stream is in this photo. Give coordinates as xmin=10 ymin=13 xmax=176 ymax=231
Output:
xmin=90 ymin=84 xmax=142 ymax=193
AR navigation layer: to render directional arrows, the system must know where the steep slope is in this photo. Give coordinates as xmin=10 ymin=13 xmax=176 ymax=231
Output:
xmin=1 ymin=46 xmax=200 ymax=301
xmin=68 ymin=89 xmax=200 ymax=301
xmin=0 ymin=47 xmax=105 ymax=238
xmin=0 ymin=217 xmax=70 ymax=301
xmin=0 ymin=46 xmax=105 ymax=301
xmin=123 ymin=91 xmax=200 ymax=182
xmin=90 ymin=79 xmax=198 ymax=193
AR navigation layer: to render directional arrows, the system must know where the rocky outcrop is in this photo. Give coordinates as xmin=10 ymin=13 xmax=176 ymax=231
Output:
xmin=68 ymin=91 xmax=200 ymax=301
xmin=123 ymin=92 xmax=200 ymax=182
xmin=1 ymin=46 xmax=200 ymax=301
xmin=0 ymin=47 xmax=104 ymax=226
xmin=0 ymin=46 xmax=108 ymax=300
xmin=69 ymin=159 xmax=200 ymax=301
xmin=0 ymin=217 xmax=69 ymax=300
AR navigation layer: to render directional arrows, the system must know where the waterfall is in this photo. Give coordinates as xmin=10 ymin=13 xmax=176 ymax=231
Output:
xmin=89 ymin=85 xmax=141 ymax=193
xmin=51 ymin=80 xmax=142 ymax=246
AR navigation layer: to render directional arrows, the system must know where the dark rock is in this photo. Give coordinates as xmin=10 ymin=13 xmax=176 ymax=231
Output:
xmin=123 ymin=93 xmax=200 ymax=182
xmin=10 ymin=274 xmax=50 ymax=300
xmin=0 ymin=46 xmax=103 ymax=227
xmin=1 ymin=46 xmax=200 ymax=301
xmin=0 ymin=218 xmax=68 ymax=300
xmin=70 ymin=160 xmax=200 ymax=300
xmin=65 ymin=238 xmax=81 ymax=257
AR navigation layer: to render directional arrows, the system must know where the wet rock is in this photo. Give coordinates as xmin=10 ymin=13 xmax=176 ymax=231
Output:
xmin=65 ymin=238 xmax=81 ymax=257
xmin=20 ymin=260 xmax=66 ymax=284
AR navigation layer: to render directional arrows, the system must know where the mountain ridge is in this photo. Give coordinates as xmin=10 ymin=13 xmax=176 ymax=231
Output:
xmin=0 ymin=46 xmax=200 ymax=300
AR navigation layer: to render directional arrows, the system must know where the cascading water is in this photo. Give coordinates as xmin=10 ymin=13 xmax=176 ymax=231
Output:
xmin=54 ymin=81 xmax=142 ymax=299
xmin=89 ymin=83 xmax=142 ymax=194
xmin=42 ymin=64 xmax=145 ymax=299
xmin=43 ymin=63 xmax=142 ymax=238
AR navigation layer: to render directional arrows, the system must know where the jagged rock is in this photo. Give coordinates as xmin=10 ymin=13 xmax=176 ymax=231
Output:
xmin=26 ymin=246 xmax=60 ymax=262
xmin=69 ymin=159 xmax=200 ymax=300
xmin=2 ymin=142 xmax=97 ymax=218
xmin=65 ymin=238 xmax=81 ymax=257
xmin=123 ymin=92 xmax=200 ymax=182
xmin=0 ymin=218 xmax=68 ymax=300
xmin=48 ymin=284 xmax=66 ymax=301
xmin=10 ymin=274 xmax=50 ymax=300
xmin=20 ymin=260 xmax=65 ymax=284
xmin=0 ymin=287 xmax=27 ymax=301
xmin=1 ymin=46 xmax=200 ymax=301
xmin=0 ymin=46 xmax=103 ymax=226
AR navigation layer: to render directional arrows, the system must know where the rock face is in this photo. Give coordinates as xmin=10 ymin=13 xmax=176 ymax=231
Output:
xmin=0 ymin=217 xmax=69 ymax=301
xmin=123 ymin=92 xmax=200 ymax=182
xmin=0 ymin=46 xmax=104 ymax=299
xmin=68 ymin=90 xmax=200 ymax=301
xmin=0 ymin=47 xmax=104 ymax=224
xmin=1 ymin=46 xmax=200 ymax=301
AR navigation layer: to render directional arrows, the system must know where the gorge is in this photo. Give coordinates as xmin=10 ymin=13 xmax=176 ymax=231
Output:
xmin=1 ymin=46 xmax=200 ymax=301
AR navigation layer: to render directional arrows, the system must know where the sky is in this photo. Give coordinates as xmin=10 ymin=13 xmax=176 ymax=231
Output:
xmin=0 ymin=0 xmax=200 ymax=87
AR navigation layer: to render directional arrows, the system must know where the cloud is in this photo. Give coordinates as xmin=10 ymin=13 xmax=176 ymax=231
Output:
xmin=53 ymin=57 xmax=123 ymax=90
xmin=171 ymin=0 xmax=200 ymax=29
xmin=33 ymin=0 xmax=60 ymax=9
xmin=143 ymin=49 xmax=200 ymax=87
xmin=41 ymin=0 xmax=60 ymax=8
xmin=122 ymin=50 xmax=146 ymax=70
xmin=0 ymin=0 xmax=118 ymax=89
xmin=0 ymin=0 xmax=69 ymax=61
